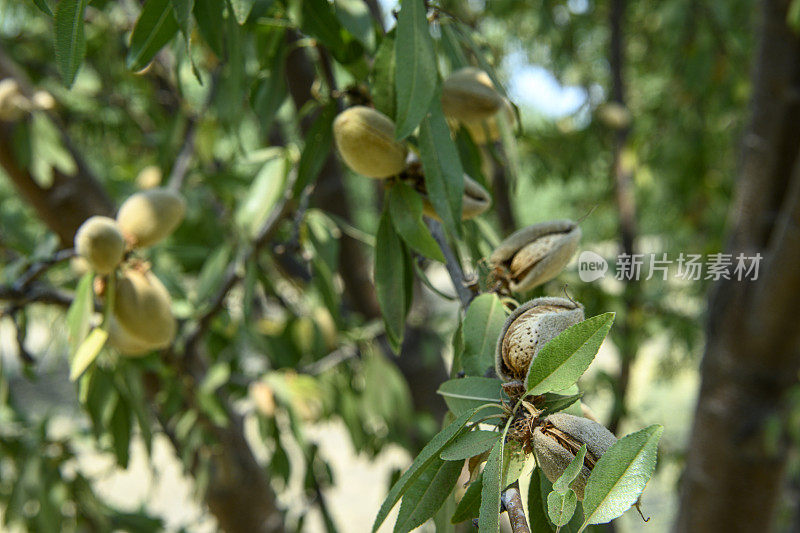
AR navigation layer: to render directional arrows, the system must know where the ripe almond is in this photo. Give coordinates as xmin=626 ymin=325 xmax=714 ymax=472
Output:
xmin=490 ymin=220 xmax=581 ymax=292
xmin=495 ymin=297 xmax=584 ymax=381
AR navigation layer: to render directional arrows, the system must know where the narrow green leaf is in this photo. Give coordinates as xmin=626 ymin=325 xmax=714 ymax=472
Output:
xmin=66 ymin=271 xmax=93 ymax=353
xmin=440 ymin=430 xmax=499 ymax=461
xmin=478 ymin=439 xmax=503 ymax=533
xmin=393 ymin=0 xmax=437 ymax=139
xmin=110 ymin=398 xmax=132 ymax=468
xmin=372 ymin=406 xmax=490 ymax=532
xmin=451 ymin=320 xmax=465 ymax=378
xmin=335 ymin=0 xmax=375 ymax=50
xmin=581 ymin=425 xmax=663 ymax=527
xmin=547 ymin=490 xmax=578 ymax=527
xmin=230 ymin=0 xmax=255 ymax=24
xmin=372 ymin=32 xmax=396 ymax=118
xmin=526 ymin=313 xmax=616 ymax=395
xmin=451 ymin=472 xmax=482 ymax=524
xmin=418 ymin=101 xmax=465 ymax=238
xmin=535 ymin=468 xmax=585 ymax=533
xmin=501 ymin=441 xmax=527 ymax=488
xmin=236 ymin=154 xmax=288 ymax=237
xmin=527 ymin=469 xmax=559 ymax=533
xmin=374 ymin=208 xmax=408 ymax=351
xmin=436 ymin=377 xmax=503 ymax=416
xmin=194 ymin=245 xmax=233 ymax=305
xmin=31 ymin=0 xmax=54 ymax=17
xmin=394 ymin=457 xmax=462 ymax=533
xmin=295 ymin=103 xmax=336 ymax=195
xmin=127 ymin=0 xmax=180 ymax=71
xmin=300 ymin=0 xmax=345 ymax=52
xmin=170 ymin=0 xmax=194 ymax=38
xmin=462 ymin=293 xmax=508 ymax=376
xmin=69 ymin=328 xmax=107 ymax=381
xmin=388 ymin=182 xmax=445 ymax=262
xmin=54 ymin=0 xmax=88 ymax=87
xmin=193 ymin=0 xmax=224 ymax=56
xmin=553 ymin=445 xmax=587 ymax=494
xmin=539 ymin=392 xmax=584 ymax=418
xmin=440 ymin=23 xmax=468 ymax=69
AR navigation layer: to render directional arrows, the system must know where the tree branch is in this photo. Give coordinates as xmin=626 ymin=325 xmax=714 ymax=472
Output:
xmin=501 ymin=482 xmax=530 ymax=533
xmin=426 ymin=219 xmax=475 ymax=308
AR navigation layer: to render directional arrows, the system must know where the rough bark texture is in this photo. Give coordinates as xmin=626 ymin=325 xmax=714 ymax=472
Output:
xmin=606 ymin=0 xmax=640 ymax=437
xmin=676 ymin=1 xmax=800 ymax=530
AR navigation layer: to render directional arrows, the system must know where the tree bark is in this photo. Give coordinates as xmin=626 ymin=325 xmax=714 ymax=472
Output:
xmin=676 ymin=0 xmax=800 ymax=530
xmin=606 ymin=0 xmax=640 ymax=437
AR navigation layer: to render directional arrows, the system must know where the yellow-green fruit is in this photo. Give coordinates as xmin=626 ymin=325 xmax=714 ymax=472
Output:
xmin=441 ymin=67 xmax=504 ymax=123
xmin=107 ymin=316 xmax=157 ymax=356
xmin=116 ymin=188 xmax=186 ymax=248
xmin=74 ymin=216 xmax=126 ymax=274
xmin=135 ymin=165 xmax=162 ymax=189
xmin=113 ymin=269 xmax=176 ymax=348
xmin=421 ymin=174 xmax=492 ymax=221
xmin=462 ymin=98 xmax=516 ymax=144
xmin=0 ymin=78 xmax=29 ymax=121
xmin=532 ymin=413 xmax=617 ymax=500
xmin=333 ymin=106 xmax=408 ymax=178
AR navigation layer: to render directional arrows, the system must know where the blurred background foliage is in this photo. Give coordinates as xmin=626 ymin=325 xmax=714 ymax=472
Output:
xmin=1 ymin=0 xmax=794 ymax=531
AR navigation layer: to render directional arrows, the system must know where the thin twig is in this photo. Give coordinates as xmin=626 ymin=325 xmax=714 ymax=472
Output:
xmin=13 ymin=248 xmax=76 ymax=291
xmin=501 ymin=482 xmax=531 ymax=533
xmin=168 ymin=69 xmax=222 ymax=191
xmin=426 ymin=219 xmax=474 ymax=308
xmin=301 ymin=345 xmax=359 ymax=375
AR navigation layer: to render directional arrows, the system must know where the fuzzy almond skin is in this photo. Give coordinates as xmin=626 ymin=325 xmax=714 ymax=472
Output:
xmin=117 ymin=189 xmax=186 ymax=248
xmin=533 ymin=413 xmax=617 ymax=500
xmin=107 ymin=316 xmax=158 ymax=356
xmin=74 ymin=216 xmax=126 ymax=274
xmin=441 ymin=67 xmax=504 ymax=123
xmin=495 ymin=297 xmax=584 ymax=381
xmin=114 ymin=269 xmax=176 ymax=348
xmin=461 ymin=97 xmax=516 ymax=144
xmin=421 ymin=174 xmax=491 ymax=220
xmin=333 ymin=106 xmax=408 ymax=178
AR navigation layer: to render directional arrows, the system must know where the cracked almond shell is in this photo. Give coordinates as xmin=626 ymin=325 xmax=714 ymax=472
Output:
xmin=421 ymin=173 xmax=492 ymax=221
xmin=462 ymin=97 xmax=516 ymax=144
xmin=113 ymin=269 xmax=176 ymax=349
xmin=495 ymin=297 xmax=584 ymax=382
xmin=117 ymin=188 xmax=186 ymax=248
xmin=533 ymin=413 xmax=617 ymax=500
xmin=333 ymin=106 xmax=408 ymax=178
xmin=441 ymin=67 xmax=504 ymax=123
xmin=74 ymin=216 xmax=126 ymax=275
xmin=490 ymin=220 xmax=581 ymax=292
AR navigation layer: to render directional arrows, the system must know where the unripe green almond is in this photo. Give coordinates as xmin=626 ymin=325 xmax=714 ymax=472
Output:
xmin=117 ymin=188 xmax=186 ymax=248
xmin=442 ymin=67 xmax=504 ymax=123
xmin=107 ymin=316 xmax=159 ymax=356
xmin=462 ymin=97 xmax=516 ymax=144
xmin=533 ymin=413 xmax=617 ymax=500
xmin=421 ymin=174 xmax=491 ymax=221
xmin=114 ymin=269 xmax=176 ymax=348
xmin=495 ymin=297 xmax=584 ymax=381
xmin=333 ymin=106 xmax=408 ymax=178
xmin=74 ymin=216 xmax=126 ymax=274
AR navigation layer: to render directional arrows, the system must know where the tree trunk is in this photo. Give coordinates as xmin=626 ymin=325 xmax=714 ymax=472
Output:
xmin=676 ymin=1 xmax=800 ymax=530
